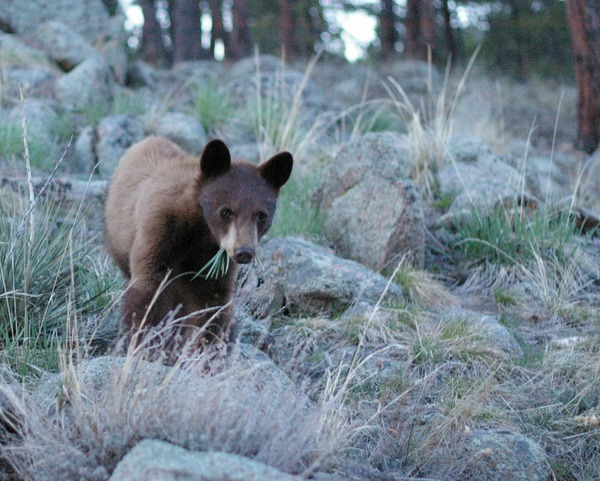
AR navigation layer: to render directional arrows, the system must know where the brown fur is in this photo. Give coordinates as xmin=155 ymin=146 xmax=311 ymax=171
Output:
xmin=104 ymin=136 xmax=292 ymax=345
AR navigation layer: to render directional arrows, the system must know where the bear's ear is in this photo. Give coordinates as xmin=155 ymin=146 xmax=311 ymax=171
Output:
xmin=200 ymin=139 xmax=231 ymax=178
xmin=259 ymin=151 xmax=293 ymax=190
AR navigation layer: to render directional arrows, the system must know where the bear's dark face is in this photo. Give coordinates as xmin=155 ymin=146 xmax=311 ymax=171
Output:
xmin=197 ymin=140 xmax=293 ymax=264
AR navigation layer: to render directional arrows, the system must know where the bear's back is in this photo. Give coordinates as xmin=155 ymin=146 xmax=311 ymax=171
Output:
xmin=104 ymin=136 xmax=198 ymax=277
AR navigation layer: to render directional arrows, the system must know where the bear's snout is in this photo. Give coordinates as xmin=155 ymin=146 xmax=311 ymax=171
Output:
xmin=234 ymin=246 xmax=255 ymax=264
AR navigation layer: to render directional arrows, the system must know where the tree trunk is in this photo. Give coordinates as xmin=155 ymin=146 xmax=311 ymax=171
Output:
xmin=419 ymin=0 xmax=436 ymax=57
xmin=209 ymin=0 xmax=226 ymax=58
xmin=405 ymin=0 xmax=435 ymax=60
xmin=441 ymin=0 xmax=456 ymax=60
xmin=138 ymin=0 xmax=169 ymax=66
xmin=172 ymin=0 xmax=202 ymax=63
xmin=278 ymin=0 xmax=294 ymax=58
xmin=508 ymin=0 xmax=530 ymax=80
xmin=566 ymin=0 xmax=600 ymax=153
xmin=380 ymin=0 xmax=396 ymax=60
xmin=229 ymin=0 xmax=251 ymax=59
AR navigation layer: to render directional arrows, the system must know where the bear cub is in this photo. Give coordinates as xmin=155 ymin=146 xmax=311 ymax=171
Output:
xmin=104 ymin=136 xmax=293 ymax=345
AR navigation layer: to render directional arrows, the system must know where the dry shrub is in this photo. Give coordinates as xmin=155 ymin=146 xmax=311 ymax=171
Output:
xmin=0 ymin=327 xmax=353 ymax=480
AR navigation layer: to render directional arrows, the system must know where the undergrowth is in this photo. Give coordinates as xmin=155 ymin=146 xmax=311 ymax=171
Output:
xmin=0 ymin=193 xmax=117 ymax=374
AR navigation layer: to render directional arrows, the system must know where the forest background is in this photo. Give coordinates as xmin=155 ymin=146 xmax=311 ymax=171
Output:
xmin=108 ymin=0 xmax=599 ymax=154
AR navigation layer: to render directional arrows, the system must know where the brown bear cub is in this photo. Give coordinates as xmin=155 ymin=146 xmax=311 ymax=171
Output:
xmin=104 ymin=136 xmax=293 ymax=347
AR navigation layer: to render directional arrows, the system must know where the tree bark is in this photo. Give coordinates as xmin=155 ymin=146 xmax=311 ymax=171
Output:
xmin=229 ymin=0 xmax=251 ymax=59
xmin=138 ymin=0 xmax=169 ymax=65
xmin=278 ymin=0 xmax=295 ymax=58
xmin=566 ymin=0 xmax=600 ymax=153
xmin=405 ymin=0 xmax=435 ymax=60
xmin=209 ymin=0 xmax=226 ymax=58
xmin=441 ymin=0 xmax=456 ymax=60
xmin=380 ymin=0 xmax=397 ymax=60
xmin=172 ymin=0 xmax=202 ymax=63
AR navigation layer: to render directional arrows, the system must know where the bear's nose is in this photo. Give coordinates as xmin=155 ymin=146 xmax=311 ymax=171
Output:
xmin=234 ymin=246 xmax=255 ymax=264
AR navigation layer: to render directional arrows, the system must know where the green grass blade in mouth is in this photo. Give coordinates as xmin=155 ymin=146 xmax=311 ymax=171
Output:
xmin=194 ymin=248 xmax=230 ymax=279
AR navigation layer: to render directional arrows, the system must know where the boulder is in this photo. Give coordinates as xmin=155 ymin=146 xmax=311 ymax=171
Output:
xmin=73 ymin=126 xmax=97 ymax=174
xmin=0 ymin=33 xmax=57 ymax=71
xmin=246 ymin=237 xmax=404 ymax=317
xmin=54 ymin=57 xmax=114 ymax=112
xmin=0 ymin=0 xmax=127 ymax=81
xmin=30 ymin=345 xmax=316 ymax=472
xmin=315 ymin=132 xmax=425 ymax=270
xmin=441 ymin=308 xmax=522 ymax=358
xmin=227 ymin=60 xmax=327 ymax=116
xmin=579 ymin=149 xmax=600 ymax=211
xmin=144 ymin=112 xmax=207 ymax=155
xmin=32 ymin=21 xmax=100 ymax=71
xmin=8 ymin=99 xmax=60 ymax=145
xmin=109 ymin=439 xmax=302 ymax=481
xmin=96 ymin=115 xmax=145 ymax=177
xmin=3 ymin=69 xmax=57 ymax=101
xmin=438 ymin=136 xmax=527 ymax=215
xmin=454 ymin=427 xmax=550 ymax=481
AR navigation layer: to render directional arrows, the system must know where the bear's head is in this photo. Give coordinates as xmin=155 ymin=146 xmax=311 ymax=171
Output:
xmin=197 ymin=139 xmax=293 ymax=264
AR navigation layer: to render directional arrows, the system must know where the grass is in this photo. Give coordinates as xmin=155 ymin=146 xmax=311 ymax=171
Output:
xmin=0 ymin=119 xmax=57 ymax=170
xmin=453 ymin=205 xmax=579 ymax=268
xmin=0 ymin=60 xmax=598 ymax=481
xmin=250 ymin=54 xmax=331 ymax=165
xmin=191 ymin=80 xmax=234 ymax=134
xmin=0 ymin=330 xmax=353 ymax=479
xmin=451 ymin=202 xmax=598 ymax=318
xmin=0 ymin=194 xmax=118 ymax=373
xmin=268 ymin=172 xmax=324 ymax=242
xmin=385 ymin=48 xmax=480 ymax=199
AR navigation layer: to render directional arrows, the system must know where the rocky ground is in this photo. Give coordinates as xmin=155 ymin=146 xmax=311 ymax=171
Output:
xmin=1 ymin=1 xmax=600 ymax=481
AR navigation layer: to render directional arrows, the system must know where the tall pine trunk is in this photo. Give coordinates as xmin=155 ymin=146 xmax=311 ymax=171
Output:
xmin=172 ymin=0 xmax=202 ymax=63
xmin=566 ymin=0 xmax=600 ymax=153
xmin=229 ymin=0 xmax=251 ymax=59
xmin=405 ymin=0 xmax=435 ymax=60
xmin=139 ymin=0 xmax=169 ymax=66
xmin=209 ymin=0 xmax=226 ymax=58
xmin=380 ymin=0 xmax=397 ymax=60
xmin=278 ymin=0 xmax=294 ymax=58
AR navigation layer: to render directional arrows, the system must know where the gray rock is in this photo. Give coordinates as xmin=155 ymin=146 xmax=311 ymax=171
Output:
xmin=30 ymin=345 xmax=316 ymax=472
xmin=381 ymin=59 xmax=441 ymax=96
xmin=227 ymin=54 xmax=285 ymax=79
xmin=3 ymin=68 xmax=57 ymax=100
xmin=580 ymin=149 xmax=600 ymax=211
xmin=109 ymin=439 xmax=302 ymax=481
xmin=230 ymin=143 xmax=261 ymax=164
xmin=33 ymin=20 xmax=100 ymax=71
xmin=455 ymin=427 xmax=550 ymax=481
xmin=438 ymin=135 xmax=527 ymax=214
xmin=144 ymin=112 xmax=207 ymax=155
xmin=8 ymin=99 xmax=59 ymax=143
xmin=96 ymin=115 xmax=145 ymax=177
xmin=247 ymin=237 xmax=404 ymax=317
xmin=316 ymin=132 xmax=425 ymax=270
xmin=54 ymin=57 xmax=114 ymax=111
xmin=0 ymin=0 xmax=126 ymax=80
xmin=0 ymin=33 xmax=57 ymax=71
xmin=441 ymin=308 xmax=522 ymax=357
xmin=227 ymin=66 xmax=327 ymax=116
xmin=73 ymin=126 xmax=97 ymax=174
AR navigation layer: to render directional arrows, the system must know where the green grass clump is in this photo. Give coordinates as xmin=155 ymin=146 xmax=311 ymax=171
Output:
xmin=0 ymin=119 xmax=57 ymax=170
xmin=453 ymin=205 xmax=579 ymax=268
xmin=0 ymin=195 xmax=118 ymax=372
xmin=194 ymin=248 xmax=230 ymax=279
xmin=269 ymin=173 xmax=324 ymax=242
xmin=192 ymin=81 xmax=233 ymax=133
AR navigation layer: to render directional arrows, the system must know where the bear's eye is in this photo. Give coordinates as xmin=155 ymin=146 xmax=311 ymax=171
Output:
xmin=256 ymin=211 xmax=268 ymax=224
xmin=220 ymin=208 xmax=232 ymax=220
